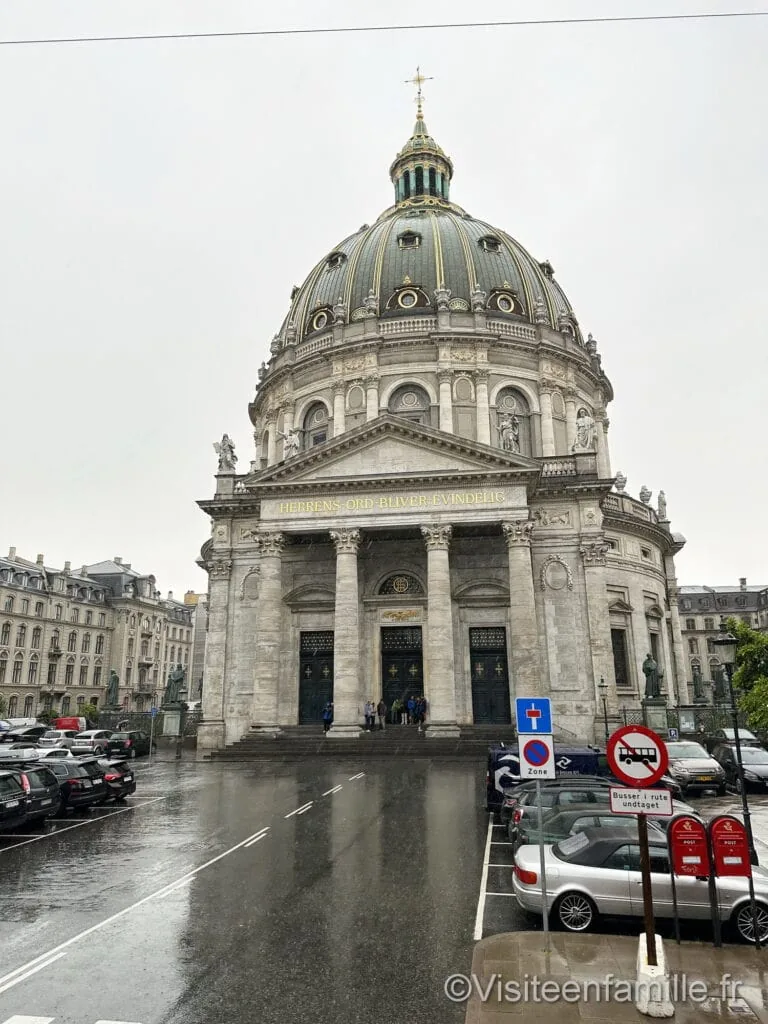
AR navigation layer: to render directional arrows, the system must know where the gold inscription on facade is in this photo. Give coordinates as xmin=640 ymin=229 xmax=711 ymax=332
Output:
xmin=277 ymin=491 xmax=505 ymax=516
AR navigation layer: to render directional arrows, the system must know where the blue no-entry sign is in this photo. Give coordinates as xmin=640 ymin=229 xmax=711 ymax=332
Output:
xmin=515 ymin=697 xmax=553 ymax=735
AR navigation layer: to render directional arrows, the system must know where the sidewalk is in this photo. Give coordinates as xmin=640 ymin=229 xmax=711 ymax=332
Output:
xmin=464 ymin=931 xmax=768 ymax=1022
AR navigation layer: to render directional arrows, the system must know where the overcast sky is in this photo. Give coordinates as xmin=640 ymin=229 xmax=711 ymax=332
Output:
xmin=1 ymin=0 xmax=766 ymax=596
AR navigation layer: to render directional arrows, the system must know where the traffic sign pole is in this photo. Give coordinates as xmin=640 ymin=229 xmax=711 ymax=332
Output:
xmin=638 ymin=813 xmax=658 ymax=967
xmin=536 ymin=779 xmax=549 ymax=951
xmin=149 ymin=710 xmax=155 ymax=766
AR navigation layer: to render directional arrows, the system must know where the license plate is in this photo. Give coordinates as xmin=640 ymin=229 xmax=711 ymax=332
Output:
xmin=123 ymin=775 xmax=133 ymax=782
xmin=40 ymin=798 xmax=52 ymax=806
xmin=698 ymin=776 xmax=714 ymax=782
xmin=81 ymin=779 xmax=92 ymax=788
xmin=91 ymin=780 xmax=103 ymax=786
xmin=5 ymin=800 xmax=19 ymax=808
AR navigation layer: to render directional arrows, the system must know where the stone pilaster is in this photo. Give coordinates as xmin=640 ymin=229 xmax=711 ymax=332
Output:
xmin=501 ymin=520 xmax=541 ymax=696
xmin=333 ymin=381 xmax=346 ymax=436
xmin=438 ymin=370 xmax=454 ymax=433
xmin=539 ymin=386 xmax=556 ymax=457
xmin=251 ymin=531 xmax=285 ymax=733
xmin=421 ymin=523 xmax=459 ymax=736
xmin=328 ymin=527 xmax=362 ymax=736
xmin=565 ymin=388 xmax=578 ymax=452
xmin=596 ymin=411 xmax=611 ymax=477
xmin=365 ymin=374 xmax=379 ymax=422
xmin=475 ymin=370 xmax=490 ymax=445
xmin=265 ymin=413 xmax=277 ymax=466
xmin=579 ymin=540 xmax=615 ymax=710
xmin=197 ymin=558 xmax=233 ymax=752
xmin=665 ymin=558 xmax=686 ymax=704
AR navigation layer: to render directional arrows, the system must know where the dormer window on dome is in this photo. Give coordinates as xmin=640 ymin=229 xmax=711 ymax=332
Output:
xmin=385 ymin=281 xmax=431 ymax=312
xmin=479 ymin=235 xmax=502 ymax=254
xmin=397 ymin=231 xmax=421 ymax=249
xmin=326 ymin=251 xmax=347 ymax=272
xmin=306 ymin=306 xmax=333 ymax=335
xmin=489 ymin=289 xmax=524 ymax=316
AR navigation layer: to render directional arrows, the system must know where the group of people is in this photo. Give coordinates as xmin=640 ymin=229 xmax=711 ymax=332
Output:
xmin=321 ymin=696 xmax=429 ymax=732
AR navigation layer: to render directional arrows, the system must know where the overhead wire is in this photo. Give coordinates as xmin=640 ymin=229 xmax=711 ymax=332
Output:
xmin=0 ymin=10 xmax=767 ymax=48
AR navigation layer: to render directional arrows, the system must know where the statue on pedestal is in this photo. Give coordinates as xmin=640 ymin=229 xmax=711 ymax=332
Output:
xmin=163 ymin=664 xmax=186 ymax=705
xmin=642 ymin=653 xmax=660 ymax=699
xmin=106 ymin=670 xmax=120 ymax=707
xmin=572 ymin=408 xmax=596 ymax=452
xmin=498 ymin=404 xmax=520 ymax=453
xmin=692 ymin=664 xmax=706 ymax=702
xmin=213 ymin=434 xmax=237 ymax=473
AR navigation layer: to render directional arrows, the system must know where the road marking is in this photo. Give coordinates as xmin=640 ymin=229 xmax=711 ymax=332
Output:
xmin=1 ymin=1015 xmax=55 ymax=1023
xmin=473 ymin=817 xmax=494 ymax=940
xmin=0 ymin=824 xmax=273 ymax=992
xmin=0 ymin=954 xmax=67 ymax=996
xmin=244 ymin=827 xmax=270 ymax=847
xmin=0 ymin=834 xmax=49 ymax=839
xmin=94 ymin=1019 xmax=144 ymax=1023
xmin=490 ymin=842 xmax=513 ymax=846
xmin=485 ymin=892 xmax=517 ymax=897
xmin=488 ymin=864 xmax=514 ymax=868
xmin=491 ymin=823 xmax=505 ymax=828
xmin=348 ymin=772 xmax=365 ymax=781
xmin=0 ymin=797 xmax=168 ymax=854
xmin=322 ymin=785 xmax=343 ymax=796
xmin=284 ymin=802 xmax=313 ymax=818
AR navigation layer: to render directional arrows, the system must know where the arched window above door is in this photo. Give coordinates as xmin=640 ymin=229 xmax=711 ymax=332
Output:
xmin=379 ymin=573 xmax=424 ymax=596
xmin=388 ymin=384 xmax=430 ymax=425
xmin=303 ymin=402 xmax=329 ymax=448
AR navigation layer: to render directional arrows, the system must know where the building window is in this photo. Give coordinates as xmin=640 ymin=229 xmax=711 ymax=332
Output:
xmin=707 ymin=639 xmax=717 ymax=654
xmin=98 ymin=613 xmax=106 ymax=627
xmin=28 ymin=657 xmax=38 ymax=684
xmin=12 ymin=656 xmax=23 ymax=685
xmin=125 ymin=666 xmax=132 ymax=686
xmin=68 ymin=631 xmax=77 ymax=652
xmin=61 ymin=696 xmax=71 ymax=714
xmin=397 ymin=231 xmax=421 ymax=249
xmin=65 ymin=661 xmax=74 ymax=687
xmin=93 ymin=665 xmax=102 ymax=688
xmin=4 ymin=597 xmax=13 ymax=613
xmin=95 ymin=634 xmax=104 ymax=655
xmin=698 ymin=599 xmax=711 ymax=609
xmin=23 ymin=695 xmax=33 ymax=716
xmin=688 ymin=638 xmax=699 ymax=654
xmin=50 ymin=629 xmax=60 ymax=651
xmin=79 ymin=664 xmax=88 ymax=686
xmin=681 ymin=600 xmax=692 ymax=611
xmin=55 ymin=604 xmax=62 ymax=620
xmin=128 ymin=638 xmax=135 ymax=656
xmin=172 ymin=627 xmax=177 ymax=640
xmin=685 ymin=618 xmax=696 ymax=631
xmin=170 ymin=646 xmax=175 ymax=663
xmin=15 ymin=624 xmax=26 ymax=647
xmin=154 ymin=643 xmax=160 ymax=660
xmin=479 ymin=235 xmax=502 ymax=253
xmin=0 ymin=655 xmax=6 ymax=684
xmin=736 ymin=597 xmax=747 ymax=607
xmin=82 ymin=633 xmax=91 ymax=653
xmin=92 ymin=696 xmax=98 ymax=708
xmin=611 ymin=629 xmax=631 ymax=688
xmin=302 ymin=402 xmax=330 ymax=448
xmin=85 ymin=611 xmax=92 ymax=625
xmin=388 ymin=384 xmax=431 ymax=426
xmin=77 ymin=695 xmax=85 ymax=708
xmin=47 ymin=662 xmax=57 ymax=686
xmin=1 ymin=621 xmax=10 ymax=645
xmin=71 ymin=608 xmax=79 ymax=623
xmin=35 ymin=602 xmax=44 ymax=617
xmin=641 ymin=548 xmax=652 ymax=561
xmin=8 ymin=695 xmax=17 ymax=716
xmin=704 ymin=617 xmax=714 ymax=631
xmin=21 ymin=599 xmax=29 ymax=614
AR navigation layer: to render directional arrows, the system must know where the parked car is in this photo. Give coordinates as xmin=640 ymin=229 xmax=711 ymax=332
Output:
xmin=512 ymin=807 xmax=668 ymax=853
xmin=501 ymin=776 xmax=615 ymax=829
xmin=513 ymin=826 xmax=768 ymax=944
xmin=0 ymin=761 xmax=61 ymax=822
xmin=665 ymin=741 xmax=726 ymax=796
xmin=706 ymin=727 xmax=763 ymax=753
xmin=0 ymin=725 xmax=48 ymax=744
xmin=106 ymin=731 xmax=154 ymax=759
xmin=0 ymin=770 xmax=29 ymax=831
xmin=0 ymin=744 xmax=43 ymax=761
xmin=70 ymin=730 xmax=114 ymax=756
xmin=96 ymin=758 xmax=137 ymax=802
xmin=46 ymin=759 xmax=109 ymax=810
xmin=33 ymin=747 xmax=77 ymax=760
xmin=713 ymin=743 xmax=768 ymax=793
xmin=38 ymin=729 xmax=80 ymax=749
xmin=486 ymin=744 xmax=604 ymax=817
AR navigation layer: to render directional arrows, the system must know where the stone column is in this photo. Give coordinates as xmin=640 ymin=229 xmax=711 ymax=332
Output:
xmin=438 ymin=370 xmax=454 ymax=433
xmin=365 ymin=374 xmax=379 ymax=422
xmin=421 ymin=523 xmax=459 ymax=736
xmin=596 ymin=414 xmax=611 ymax=477
xmin=475 ymin=370 xmax=491 ymax=445
xmin=281 ymin=406 xmax=295 ymax=460
xmin=539 ymin=386 xmax=556 ymax=457
xmin=328 ymin=527 xmax=362 ymax=737
xmin=565 ymin=389 xmax=578 ymax=452
xmin=266 ymin=414 xmax=277 ymax=466
xmin=580 ymin=540 xmax=616 ymax=716
xmin=333 ymin=381 xmax=346 ymax=436
xmin=665 ymin=560 xmax=686 ymax=705
xmin=502 ymin=520 xmax=541 ymax=696
xmin=252 ymin=531 xmax=285 ymax=733
xmin=196 ymin=558 xmax=233 ymax=752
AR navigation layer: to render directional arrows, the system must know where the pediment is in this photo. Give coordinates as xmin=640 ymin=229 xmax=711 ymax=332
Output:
xmin=283 ymin=583 xmax=336 ymax=608
xmin=608 ymin=599 xmax=634 ymax=614
xmin=248 ymin=415 xmax=539 ymax=487
xmin=453 ymin=579 xmax=510 ymax=601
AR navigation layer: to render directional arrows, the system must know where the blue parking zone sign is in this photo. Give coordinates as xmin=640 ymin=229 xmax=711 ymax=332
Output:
xmin=150 ymin=707 xmax=159 ymax=717
xmin=515 ymin=697 xmax=553 ymax=735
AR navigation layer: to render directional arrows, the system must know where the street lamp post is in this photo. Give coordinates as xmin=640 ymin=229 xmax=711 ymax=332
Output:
xmin=711 ymin=626 xmax=758 ymax=867
xmin=598 ymin=676 xmax=609 ymax=744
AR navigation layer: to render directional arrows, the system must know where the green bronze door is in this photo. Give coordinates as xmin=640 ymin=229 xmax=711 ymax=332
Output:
xmin=381 ymin=627 xmax=423 ymax=713
xmin=469 ymin=627 xmax=512 ymax=724
xmin=298 ymin=631 xmax=334 ymax=724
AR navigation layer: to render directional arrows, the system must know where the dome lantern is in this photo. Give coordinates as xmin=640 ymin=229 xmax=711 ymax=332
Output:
xmin=389 ymin=68 xmax=453 ymax=205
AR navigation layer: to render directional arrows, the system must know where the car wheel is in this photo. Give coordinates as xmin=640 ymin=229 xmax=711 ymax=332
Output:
xmin=554 ymin=892 xmax=597 ymax=933
xmin=94 ymin=746 xmax=103 ymax=755
xmin=734 ymin=902 xmax=768 ymax=944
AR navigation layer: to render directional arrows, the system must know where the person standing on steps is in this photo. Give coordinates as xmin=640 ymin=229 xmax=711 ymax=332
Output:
xmin=376 ymin=699 xmax=387 ymax=730
xmin=407 ymin=695 xmax=416 ymax=725
xmin=364 ymin=699 xmax=376 ymax=731
xmin=322 ymin=701 xmax=333 ymax=734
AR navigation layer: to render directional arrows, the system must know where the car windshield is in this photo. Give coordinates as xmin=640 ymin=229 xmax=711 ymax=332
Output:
xmin=75 ymin=732 xmax=96 ymax=738
xmin=738 ymin=747 xmax=768 ymax=764
xmin=80 ymin=762 xmax=103 ymax=779
xmin=666 ymin=742 xmax=709 ymax=758
xmin=110 ymin=733 xmax=129 ymax=740
xmin=25 ymin=768 xmax=56 ymax=786
xmin=43 ymin=731 xmax=61 ymax=738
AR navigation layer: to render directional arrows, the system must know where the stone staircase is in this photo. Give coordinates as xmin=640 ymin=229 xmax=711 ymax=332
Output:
xmin=204 ymin=723 xmax=520 ymax=761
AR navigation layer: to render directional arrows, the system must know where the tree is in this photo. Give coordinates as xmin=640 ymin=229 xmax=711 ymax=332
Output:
xmin=0 ymin=694 xmax=6 ymax=718
xmin=79 ymin=703 xmax=99 ymax=722
xmin=725 ymin=617 xmax=768 ymax=731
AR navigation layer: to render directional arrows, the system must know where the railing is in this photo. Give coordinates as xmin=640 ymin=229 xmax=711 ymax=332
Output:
xmin=540 ymin=457 xmax=577 ymax=478
xmin=602 ymin=493 xmax=658 ymax=525
xmin=295 ymin=333 xmax=333 ymax=358
xmin=379 ymin=317 xmax=436 ymax=336
xmin=487 ymin=319 xmax=537 ymax=341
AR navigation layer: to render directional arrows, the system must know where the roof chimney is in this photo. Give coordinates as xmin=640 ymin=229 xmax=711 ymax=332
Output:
xmin=740 ymin=577 xmax=747 ymax=591
xmin=64 ymin=560 xmax=71 ymax=573
xmin=167 ymin=590 xmax=174 ymax=601
xmin=114 ymin=556 xmax=122 ymax=564
xmin=124 ymin=563 xmax=131 ymax=570
xmin=8 ymin=546 xmax=16 ymax=559
xmin=36 ymin=554 xmax=44 ymax=566
xmin=81 ymin=566 xmax=89 ymax=577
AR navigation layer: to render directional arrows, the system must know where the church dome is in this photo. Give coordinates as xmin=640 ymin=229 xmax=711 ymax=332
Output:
xmin=276 ymin=102 xmax=581 ymax=350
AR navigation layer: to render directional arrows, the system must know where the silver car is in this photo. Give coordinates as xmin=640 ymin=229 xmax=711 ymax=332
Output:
xmin=665 ymin=741 xmax=726 ymax=796
xmin=513 ymin=827 xmax=768 ymax=944
xmin=70 ymin=730 xmax=113 ymax=755
xmin=38 ymin=729 xmax=80 ymax=749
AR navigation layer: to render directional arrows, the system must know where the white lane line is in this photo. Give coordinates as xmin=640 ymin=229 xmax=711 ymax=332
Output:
xmin=485 ymin=892 xmax=518 ymax=897
xmin=95 ymin=1019 xmax=144 ymax=1023
xmin=0 ymin=834 xmax=50 ymax=839
xmin=322 ymin=785 xmax=343 ymax=796
xmin=348 ymin=772 xmax=365 ymax=781
xmin=0 ymin=797 xmax=168 ymax=854
xmin=490 ymin=842 xmax=513 ymax=846
xmin=243 ymin=827 xmax=271 ymax=847
xmin=284 ymin=801 xmax=313 ymax=819
xmin=0 ymin=824 xmax=271 ymax=992
xmin=473 ymin=817 xmax=494 ymax=941
xmin=491 ymin=823 xmax=505 ymax=828
xmin=2 ymin=1015 xmax=55 ymax=1023
xmin=0 ymin=953 xmax=67 ymax=996
xmin=488 ymin=864 xmax=514 ymax=868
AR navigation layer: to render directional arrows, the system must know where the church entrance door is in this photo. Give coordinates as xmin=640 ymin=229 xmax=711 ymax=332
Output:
xmin=298 ymin=631 xmax=334 ymax=724
xmin=469 ymin=627 xmax=512 ymax=724
xmin=381 ymin=627 xmax=423 ymax=716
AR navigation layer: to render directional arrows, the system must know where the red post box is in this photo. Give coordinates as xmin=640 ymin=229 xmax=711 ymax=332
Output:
xmin=709 ymin=815 xmax=751 ymax=878
xmin=668 ymin=815 xmax=710 ymax=877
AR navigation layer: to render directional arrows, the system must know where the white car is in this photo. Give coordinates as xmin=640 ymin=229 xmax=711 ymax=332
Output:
xmin=38 ymin=729 xmax=80 ymax=749
xmin=70 ymin=730 xmax=113 ymax=755
xmin=33 ymin=746 xmax=77 ymax=760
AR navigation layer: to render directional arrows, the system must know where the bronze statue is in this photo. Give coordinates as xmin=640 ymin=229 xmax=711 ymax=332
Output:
xmin=642 ymin=653 xmax=660 ymax=698
xmin=164 ymin=663 xmax=186 ymax=704
xmin=106 ymin=670 xmax=120 ymax=706
xmin=692 ymin=664 xmax=705 ymax=700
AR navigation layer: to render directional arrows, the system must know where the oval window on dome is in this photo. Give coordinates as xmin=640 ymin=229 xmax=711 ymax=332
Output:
xmin=398 ymin=290 xmax=419 ymax=309
xmin=490 ymin=290 xmax=522 ymax=315
xmin=311 ymin=310 xmax=329 ymax=332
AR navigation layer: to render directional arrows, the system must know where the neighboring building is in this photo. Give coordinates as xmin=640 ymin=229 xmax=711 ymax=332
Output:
xmin=0 ymin=548 xmax=194 ymax=717
xmin=184 ymin=590 xmax=208 ymax=700
xmin=678 ymin=578 xmax=768 ymax=699
xmin=196 ymin=95 xmax=688 ymax=751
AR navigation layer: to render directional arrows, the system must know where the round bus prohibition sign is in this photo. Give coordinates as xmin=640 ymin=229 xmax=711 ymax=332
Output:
xmin=606 ymin=725 xmax=669 ymax=787
xmin=523 ymin=739 xmax=550 ymax=767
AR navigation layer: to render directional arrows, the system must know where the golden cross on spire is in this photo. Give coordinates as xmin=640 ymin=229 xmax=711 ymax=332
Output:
xmin=404 ymin=66 xmax=433 ymax=118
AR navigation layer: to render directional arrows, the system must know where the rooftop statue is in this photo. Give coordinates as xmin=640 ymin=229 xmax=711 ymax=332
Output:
xmin=213 ymin=434 xmax=237 ymax=473
xmin=572 ymin=408 xmax=596 ymax=452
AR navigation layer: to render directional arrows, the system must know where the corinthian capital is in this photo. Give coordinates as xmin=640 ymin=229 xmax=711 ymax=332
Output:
xmin=258 ymin=531 xmax=286 ymax=557
xmin=580 ymin=540 xmax=610 ymax=567
xmin=330 ymin=527 xmax=361 ymax=555
xmin=502 ymin=519 xmax=534 ymax=547
xmin=207 ymin=559 xmax=232 ymax=580
xmin=421 ymin=523 xmax=453 ymax=551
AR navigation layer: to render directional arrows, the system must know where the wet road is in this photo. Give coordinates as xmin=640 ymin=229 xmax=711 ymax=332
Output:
xmin=0 ymin=759 xmax=488 ymax=1024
